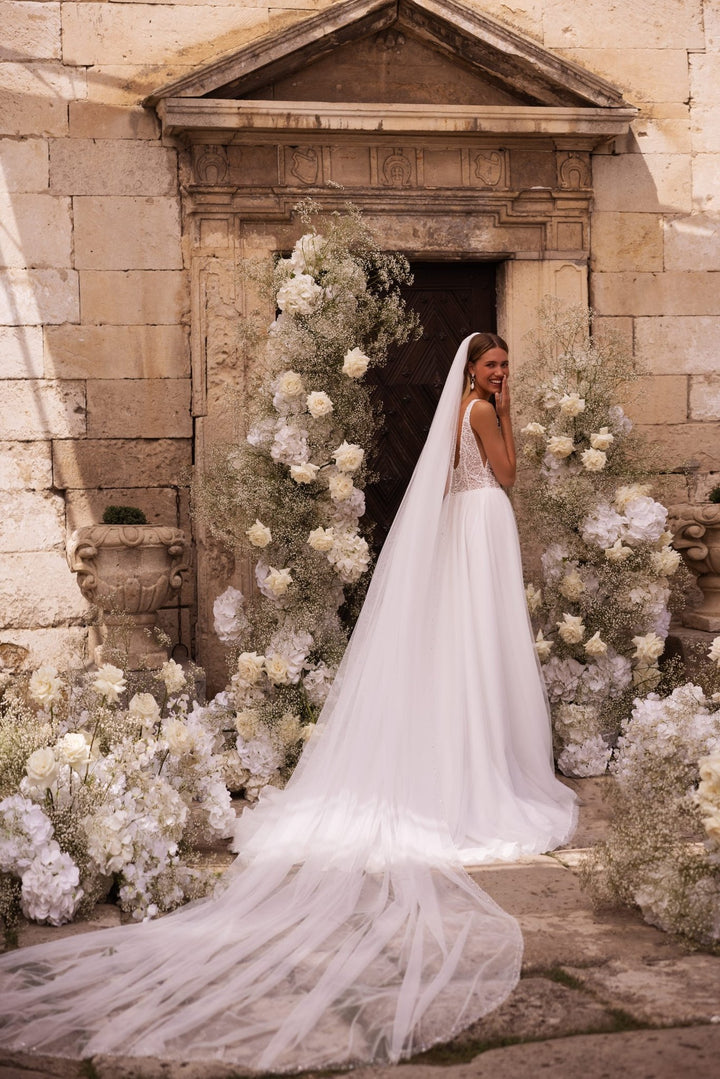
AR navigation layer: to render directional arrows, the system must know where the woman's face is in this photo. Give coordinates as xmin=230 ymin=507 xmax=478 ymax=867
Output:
xmin=469 ymin=347 xmax=509 ymax=398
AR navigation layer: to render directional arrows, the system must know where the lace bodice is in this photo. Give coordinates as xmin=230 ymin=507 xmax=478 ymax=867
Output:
xmin=450 ymin=400 xmax=502 ymax=494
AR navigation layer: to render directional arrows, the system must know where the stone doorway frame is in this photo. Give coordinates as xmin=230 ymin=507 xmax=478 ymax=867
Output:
xmin=147 ymin=0 xmax=637 ymax=684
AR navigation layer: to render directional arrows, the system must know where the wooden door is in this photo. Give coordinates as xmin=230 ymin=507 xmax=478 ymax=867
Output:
xmin=366 ymin=262 xmax=497 ymax=550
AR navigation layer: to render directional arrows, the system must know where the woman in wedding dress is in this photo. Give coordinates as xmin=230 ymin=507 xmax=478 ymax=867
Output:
xmin=0 ymin=333 xmax=576 ymax=1072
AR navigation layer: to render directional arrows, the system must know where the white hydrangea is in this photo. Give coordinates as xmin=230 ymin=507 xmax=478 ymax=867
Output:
xmin=276 ymin=273 xmax=323 ymax=316
xmin=302 ymin=663 xmax=334 ymax=706
xmin=580 ymin=503 xmax=624 ymax=549
xmin=289 ymin=233 xmax=325 ymax=274
xmin=622 ymin=497 xmax=667 ymax=545
xmin=20 ymin=843 xmax=83 ymax=926
xmin=271 ymin=423 xmax=310 ymax=466
xmin=542 ymin=656 xmax=585 ymax=703
xmin=213 ymin=586 xmax=249 ymax=645
xmin=0 ymin=795 xmax=54 ymax=872
xmin=327 ymin=531 xmax=371 ymax=583
xmin=558 ymin=736 xmax=612 ymax=778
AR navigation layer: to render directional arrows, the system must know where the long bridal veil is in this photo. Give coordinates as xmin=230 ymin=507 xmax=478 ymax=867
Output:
xmin=0 ymin=335 xmax=525 ymax=1070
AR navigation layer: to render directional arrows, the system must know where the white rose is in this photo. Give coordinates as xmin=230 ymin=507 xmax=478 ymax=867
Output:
xmin=235 ymin=709 xmax=260 ymax=739
xmin=306 ymin=391 xmax=334 ymax=418
xmin=525 ymin=583 xmax=542 ymax=613
xmin=559 ymin=569 xmax=585 ymax=602
xmin=276 ymin=370 xmax=305 ymax=397
xmin=342 ymin=347 xmax=370 ymax=378
xmin=290 ymin=462 xmax=320 ymax=484
xmin=128 ymin=692 xmax=161 ymax=728
xmin=246 ymin=519 xmax=272 ymax=548
xmin=265 ymin=653 xmax=290 ymax=685
xmin=590 ymin=427 xmax=615 ymax=451
xmin=708 ymin=637 xmax=720 ymax=666
xmin=614 ymin=483 xmax=652 ymax=512
xmin=534 ymin=630 xmax=553 ymax=662
xmin=557 ymin=613 xmax=586 ymax=645
xmin=28 ymin=666 xmax=63 ymax=708
xmin=308 ymin=526 xmax=335 ymax=552
xmin=650 ymin=547 xmax=681 ymax=576
xmin=164 ymin=718 xmax=194 ymax=756
xmin=604 ymin=538 xmax=633 ymax=562
xmin=581 ymin=448 xmax=607 ymax=472
xmin=559 ymin=392 xmax=585 ymax=416
xmin=55 ymin=732 xmax=90 ymax=771
xmin=332 ymin=441 xmax=364 ymax=473
xmin=92 ymin=663 xmax=126 ymax=703
xmin=547 ymin=435 xmax=575 ymax=458
xmin=156 ymin=659 xmax=186 ymax=695
xmin=265 ymin=567 xmax=293 ymax=597
xmin=521 ymin=422 xmax=546 ymax=438
xmin=26 ymin=747 xmax=58 ymax=789
xmin=584 ymin=632 xmax=608 ymax=657
xmin=328 ymin=472 xmax=354 ymax=502
xmin=237 ymin=652 xmax=265 ymax=684
xmin=632 ymin=633 xmax=664 ymax=665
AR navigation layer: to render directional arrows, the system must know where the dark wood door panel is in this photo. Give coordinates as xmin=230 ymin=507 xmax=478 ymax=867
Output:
xmin=367 ymin=262 xmax=498 ymax=549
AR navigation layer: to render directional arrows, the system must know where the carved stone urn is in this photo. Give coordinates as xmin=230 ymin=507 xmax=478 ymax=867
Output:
xmin=67 ymin=525 xmax=188 ymax=669
xmin=668 ymin=504 xmax=720 ymax=631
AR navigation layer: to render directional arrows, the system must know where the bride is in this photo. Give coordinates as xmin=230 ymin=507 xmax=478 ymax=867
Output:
xmin=0 ymin=332 xmax=576 ymax=1071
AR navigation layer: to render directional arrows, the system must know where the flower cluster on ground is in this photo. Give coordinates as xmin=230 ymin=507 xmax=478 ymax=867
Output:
xmin=0 ymin=660 xmax=235 ymax=932
xmin=583 ymin=639 xmax=720 ymax=948
xmin=195 ymin=203 xmax=419 ymax=800
xmin=518 ymin=302 xmax=686 ymax=776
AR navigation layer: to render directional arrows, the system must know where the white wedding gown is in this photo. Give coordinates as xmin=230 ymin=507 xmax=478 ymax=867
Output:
xmin=0 ymin=337 xmax=576 ymax=1071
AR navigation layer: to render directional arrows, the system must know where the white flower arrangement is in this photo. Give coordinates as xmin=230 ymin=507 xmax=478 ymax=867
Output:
xmin=195 ymin=204 xmax=420 ymax=801
xmin=517 ymin=302 xmax=682 ymax=776
xmin=0 ymin=664 xmax=236 ymax=929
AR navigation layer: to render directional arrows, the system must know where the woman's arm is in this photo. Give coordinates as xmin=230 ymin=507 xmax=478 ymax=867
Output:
xmin=470 ymin=378 xmax=516 ymax=487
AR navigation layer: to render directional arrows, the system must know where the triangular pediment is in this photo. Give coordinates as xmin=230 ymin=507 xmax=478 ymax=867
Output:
xmin=146 ymin=0 xmax=629 ymax=110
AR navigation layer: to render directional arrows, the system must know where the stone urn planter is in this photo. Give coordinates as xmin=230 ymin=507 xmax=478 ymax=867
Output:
xmin=67 ymin=525 xmax=188 ymax=669
xmin=668 ymin=504 xmax=720 ymax=631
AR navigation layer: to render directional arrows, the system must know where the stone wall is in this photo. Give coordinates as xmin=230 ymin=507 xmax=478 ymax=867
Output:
xmin=0 ymin=0 xmax=718 ymax=675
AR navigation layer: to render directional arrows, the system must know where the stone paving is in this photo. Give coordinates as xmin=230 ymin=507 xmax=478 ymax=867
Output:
xmin=2 ymin=778 xmax=720 ymax=1079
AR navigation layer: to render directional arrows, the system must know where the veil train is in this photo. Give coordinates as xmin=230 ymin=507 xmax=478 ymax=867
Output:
xmin=0 ymin=336 xmax=540 ymax=1069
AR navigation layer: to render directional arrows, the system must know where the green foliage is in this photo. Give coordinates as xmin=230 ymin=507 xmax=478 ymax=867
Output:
xmin=102 ymin=505 xmax=147 ymax=525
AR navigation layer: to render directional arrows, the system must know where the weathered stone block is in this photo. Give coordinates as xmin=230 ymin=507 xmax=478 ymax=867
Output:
xmin=635 ymin=317 xmax=720 ymax=374
xmin=65 ymin=486 xmax=183 ymax=531
xmin=53 ymin=437 xmax=191 ymax=488
xmin=636 ymin=423 xmax=720 ymax=471
xmin=68 ymin=102 xmax=160 ymax=140
xmin=86 ymin=379 xmax=191 ymax=438
xmin=0 ymin=138 xmax=48 ymax=192
xmin=623 ymin=375 xmax=688 ymax=426
xmin=49 ymin=139 xmax=177 ymax=196
xmin=590 ymin=213 xmax=662 ymax=272
xmin=555 ymin=48 xmax=689 ymax=105
xmin=62 ymin=3 xmax=269 ymax=66
xmin=0 ymin=551 xmax=89 ymax=628
xmin=593 ymin=154 xmax=692 ymax=214
xmin=0 ymin=380 xmax=85 ymax=439
xmin=693 ymin=154 xmax=720 ymax=213
xmin=0 ymin=627 xmax=88 ymax=671
xmin=74 ymin=197 xmax=182 ymax=270
xmin=44 ymin=324 xmax=189 ymax=379
xmin=0 ymin=489 xmax=65 ymax=552
xmin=616 ymin=118 xmax=692 ymax=156
xmin=0 ymin=62 xmax=86 ymax=137
xmin=664 ymin=214 xmax=720 ymax=272
xmin=0 ymin=441 xmax=52 ymax=490
xmin=0 ymin=2 xmax=61 ymax=62
xmin=592 ymin=272 xmax=720 ymax=317
xmin=0 ymin=268 xmax=79 ymax=324
xmin=0 ymin=193 xmax=72 ymax=268
xmin=544 ymin=0 xmax=704 ymax=49
xmin=690 ymin=376 xmax=720 ymax=421
xmin=79 ymin=270 xmax=188 ymax=325
xmin=0 ymin=325 xmax=44 ymax=378
xmin=691 ymin=107 xmax=720 ymax=153
xmin=690 ymin=54 xmax=720 ymax=105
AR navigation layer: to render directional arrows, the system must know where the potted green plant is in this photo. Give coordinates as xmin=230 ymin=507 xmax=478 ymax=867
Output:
xmin=67 ymin=505 xmax=188 ymax=669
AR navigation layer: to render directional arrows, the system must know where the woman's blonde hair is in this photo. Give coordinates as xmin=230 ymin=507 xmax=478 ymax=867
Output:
xmin=462 ymin=332 xmax=509 ymax=396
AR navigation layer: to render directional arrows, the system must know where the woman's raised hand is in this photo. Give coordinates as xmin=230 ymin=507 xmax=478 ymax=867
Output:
xmin=495 ymin=374 xmax=511 ymax=420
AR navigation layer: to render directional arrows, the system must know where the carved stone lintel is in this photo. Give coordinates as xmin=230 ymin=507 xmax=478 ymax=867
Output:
xmin=668 ymin=504 xmax=720 ymax=631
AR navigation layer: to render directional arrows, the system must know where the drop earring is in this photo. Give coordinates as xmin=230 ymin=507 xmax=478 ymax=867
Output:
xmin=470 ymin=372 xmax=475 ymax=391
